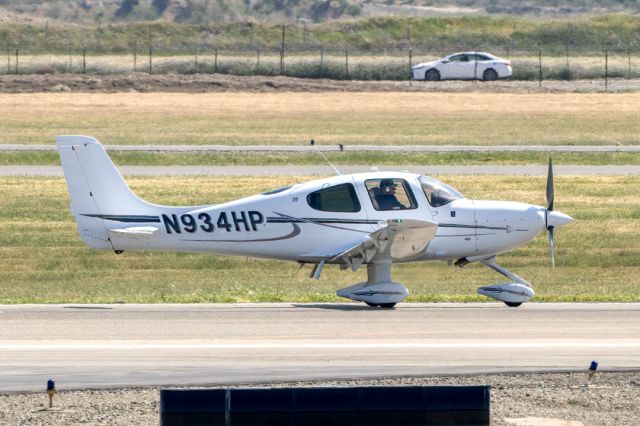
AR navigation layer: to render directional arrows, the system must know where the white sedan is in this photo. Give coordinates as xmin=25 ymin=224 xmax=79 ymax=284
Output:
xmin=412 ymin=52 xmax=512 ymax=81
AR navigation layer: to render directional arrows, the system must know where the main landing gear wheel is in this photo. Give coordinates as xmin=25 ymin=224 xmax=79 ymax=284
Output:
xmin=365 ymin=302 xmax=397 ymax=308
xmin=504 ymin=302 xmax=523 ymax=308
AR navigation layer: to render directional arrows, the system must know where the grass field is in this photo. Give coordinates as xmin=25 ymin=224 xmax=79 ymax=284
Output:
xmin=2 ymin=92 xmax=640 ymax=147
xmin=4 ymin=151 xmax=640 ymax=167
xmin=1 ymin=175 xmax=639 ymax=304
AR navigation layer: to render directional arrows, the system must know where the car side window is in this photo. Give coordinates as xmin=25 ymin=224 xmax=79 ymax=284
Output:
xmin=475 ymin=54 xmax=491 ymax=61
xmin=365 ymin=178 xmax=417 ymax=211
xmin=306 ymin=183 xmax=361 ymax=213
xmin=449 ymin=54 xmax=465 ymax=62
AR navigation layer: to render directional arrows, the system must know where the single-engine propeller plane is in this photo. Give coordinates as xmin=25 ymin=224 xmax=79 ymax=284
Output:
xmin=56 ymin=136 xmax=572 ymax=308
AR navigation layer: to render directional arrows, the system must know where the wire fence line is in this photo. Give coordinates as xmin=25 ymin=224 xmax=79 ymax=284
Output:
xmin=2 ymin=44 xmax=639 ymax=85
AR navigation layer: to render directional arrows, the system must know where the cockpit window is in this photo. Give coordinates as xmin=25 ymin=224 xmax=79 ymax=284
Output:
xmin=307 ymin=183 xmax=361 ymax=213
xmin=365 ymin=178 xmax=417 ymax=211
xmin=418 ymin=176 xmax=463 ymax=207
xmin=262 ymin=186 xmax=292 ymax=195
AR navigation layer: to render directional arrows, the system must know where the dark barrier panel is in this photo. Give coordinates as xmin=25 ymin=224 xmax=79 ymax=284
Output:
xmin=160 ymin=388 xmax=226 ymax=426
xmin=161 ymin=385 xmax=490 ymax=426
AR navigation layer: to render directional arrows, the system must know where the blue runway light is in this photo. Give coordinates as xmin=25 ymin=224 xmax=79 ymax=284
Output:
xmin=589 ymin=361 xmax=598 ymax=372
xmin=47 ymin=379 xmax=55 ymax=391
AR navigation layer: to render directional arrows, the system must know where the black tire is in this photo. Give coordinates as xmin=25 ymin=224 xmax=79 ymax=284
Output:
xmin=504 ymin=302 xmax=522 ymax=308
xmin=365 ymin=302 xmax=379 ymax=307
xmin=379 ymin=303 xmax=397 ymax=309
xmin=425 ymin=69 xmax=440 ymax=81
xmin=483 ymin=68 xmax=498 ymax=81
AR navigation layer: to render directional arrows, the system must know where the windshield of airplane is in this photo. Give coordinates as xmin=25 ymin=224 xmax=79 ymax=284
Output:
xmin=418 ymin=176 xmax=464 ymax=207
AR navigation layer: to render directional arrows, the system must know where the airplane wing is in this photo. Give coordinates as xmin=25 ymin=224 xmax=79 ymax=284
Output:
xmin=302 ymin=219 xmax=438 ymax=271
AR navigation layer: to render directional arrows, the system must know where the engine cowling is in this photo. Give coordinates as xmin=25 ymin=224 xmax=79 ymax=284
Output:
xmin=477 ymin=282 xmax=535 ymax=304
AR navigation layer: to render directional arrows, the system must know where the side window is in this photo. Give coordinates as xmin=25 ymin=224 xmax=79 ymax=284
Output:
xmin=365 ymin=179 xmax=417 ymax=211
xmin=306 ymin=183 xmax=361 ymax=213
xmin=475 ymin=54 xmax=491 ymax=61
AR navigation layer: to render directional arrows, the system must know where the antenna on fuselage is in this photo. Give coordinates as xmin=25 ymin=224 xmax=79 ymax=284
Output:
xmin=310 ymin=139 xmax=342 ymax=176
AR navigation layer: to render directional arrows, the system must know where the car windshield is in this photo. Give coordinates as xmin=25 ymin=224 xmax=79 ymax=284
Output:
xmin=418 ymin=176 xmax=463 ymax=207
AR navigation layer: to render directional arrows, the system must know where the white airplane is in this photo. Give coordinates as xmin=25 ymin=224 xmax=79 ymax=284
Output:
xmin=56 ymin=135 xmax=572 ymax=308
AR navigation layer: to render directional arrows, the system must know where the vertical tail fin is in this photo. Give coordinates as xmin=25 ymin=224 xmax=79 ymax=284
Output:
xmin=56 ymin=135 xmax=157 ymax=249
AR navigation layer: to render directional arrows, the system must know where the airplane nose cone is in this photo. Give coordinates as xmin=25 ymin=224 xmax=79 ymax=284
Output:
xmin=547 ymin=211 xmax=573 ymax=228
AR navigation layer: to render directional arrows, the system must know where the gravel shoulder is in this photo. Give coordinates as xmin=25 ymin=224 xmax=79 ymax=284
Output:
xmin=1 ymin=73 xmax=639 ymax=93
xmin=1 ymin=371 xmax=638 ymax=425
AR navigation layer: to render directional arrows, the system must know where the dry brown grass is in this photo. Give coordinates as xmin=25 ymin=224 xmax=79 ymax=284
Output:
xmin=2 ymin=92 xmax=640 ymax=146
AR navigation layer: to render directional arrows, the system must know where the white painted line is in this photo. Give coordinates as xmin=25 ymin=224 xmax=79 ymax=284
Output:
xmin=0 ymin=342 xmax=638 ymax=350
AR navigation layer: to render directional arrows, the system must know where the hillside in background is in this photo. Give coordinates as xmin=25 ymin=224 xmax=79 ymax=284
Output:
xmin=0 ymin=0 xmax=638 ymax=25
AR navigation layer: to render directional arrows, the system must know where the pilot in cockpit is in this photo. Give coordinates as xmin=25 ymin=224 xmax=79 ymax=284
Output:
xmin=376 ymin=179 xmax=405 ymax=210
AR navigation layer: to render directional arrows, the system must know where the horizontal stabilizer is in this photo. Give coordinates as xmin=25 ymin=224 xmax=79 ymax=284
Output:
xmin=107 ymin=226 xmax=159 ymax=240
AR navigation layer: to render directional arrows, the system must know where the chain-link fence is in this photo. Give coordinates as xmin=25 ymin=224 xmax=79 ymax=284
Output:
xmin=2 ymin=37 xmax=639 ymax=83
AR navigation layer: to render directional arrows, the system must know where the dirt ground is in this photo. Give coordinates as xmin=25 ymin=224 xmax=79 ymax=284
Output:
xmin=1 ymin=73 xmax=639 ymax=93
xmin=0 ymin=371 xmax=638 ymax=425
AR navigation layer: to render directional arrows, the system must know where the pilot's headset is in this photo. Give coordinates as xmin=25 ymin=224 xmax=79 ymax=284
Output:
xmin=380 ymin=179 xmax=396 ymax=194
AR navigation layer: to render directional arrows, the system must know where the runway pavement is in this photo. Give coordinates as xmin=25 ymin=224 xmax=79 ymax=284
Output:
xmin=0 ymin=303 xmax=638 ymax=392
xmin=4 ymin=164 xmax=640 ymax=176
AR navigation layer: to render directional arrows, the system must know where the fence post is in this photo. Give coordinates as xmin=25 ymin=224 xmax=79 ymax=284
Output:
xmin=538 ymin=48 xmax=542 ymax=88
xmin=627 ymin=41 xmax=631 ymax=79
xmin=214 ymin=49 xmax=218 ymax=73
xmin=15 ymin=48 xmax=18 ymax=74
xmin=565 ymin=23 xmax=571 ymax=76
xmin=280 ymin=25 xmax=286 ymax=75
xmin=409 ymin=48 xmax=412 ymax=86
xmin=133 ymin=41 xmax=137 ymax=72
xmin=7 ymin=47 xmax=10 ymax=74
xmin=605 ymin=49 xmax=608 ymax=92
xmin=82 ymin=47 xmax=86 ymax=74
xmin=255 ymin=44 xmax=260 ymax=74
xmin=147 ymin=26 xmax=153 ymax=75
xmin=345 ymin=49 xmax=349 ymax=80
xmin=68 ymin=44 xmax=72 ymax=73
xmin=194 ymin=50 xmax=198 ymax=71
xmin=319 ymin=45 xmax=324 ymax=78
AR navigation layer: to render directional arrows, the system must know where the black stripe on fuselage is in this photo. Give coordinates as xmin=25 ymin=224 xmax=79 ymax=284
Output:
xmin=80 ymin=214 xmax=161 ymax=223
xmin=266 ymin=217 xmax=378 ymax=225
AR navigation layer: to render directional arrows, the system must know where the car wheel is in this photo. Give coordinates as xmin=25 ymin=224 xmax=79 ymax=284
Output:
xmin=504 ymin=302 xmax=522 ymax=308
xmin=425 ymin=69 xmax=440 ymax=81
xmin=365 ymin=302 xmax=379 ymax=307
xmin=483 ymin=68 xmax=498 ymax=81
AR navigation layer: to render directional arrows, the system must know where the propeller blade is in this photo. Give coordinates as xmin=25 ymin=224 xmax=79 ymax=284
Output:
xmin=546 ymin=157 xmax=554 ymax=211
xmin=548 ymin=226 xmax=555 ymax=268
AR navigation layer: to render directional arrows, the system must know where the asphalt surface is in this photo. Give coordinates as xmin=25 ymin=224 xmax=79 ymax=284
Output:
xmin=0 ymin=303 xmax=638 ymax=392
xmin=3 ymin=144 xmax=640 ymax=152
xmin=4 ymin=164 xmax=640 ymax=176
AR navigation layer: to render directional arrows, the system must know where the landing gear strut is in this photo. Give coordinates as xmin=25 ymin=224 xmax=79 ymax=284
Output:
xmin=337 ymin=261 xmax=408 ymax=308
xmin=476 ymin=257 xmax=535 ymax=307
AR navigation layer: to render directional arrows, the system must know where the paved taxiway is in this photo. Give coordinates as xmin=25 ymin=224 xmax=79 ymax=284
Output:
xmin=0 ymin=303 xmax=638 ymax=392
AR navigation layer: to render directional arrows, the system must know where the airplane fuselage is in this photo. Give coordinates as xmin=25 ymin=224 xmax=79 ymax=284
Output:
xmin=101 ymin=172 xmax=554 ymax=264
